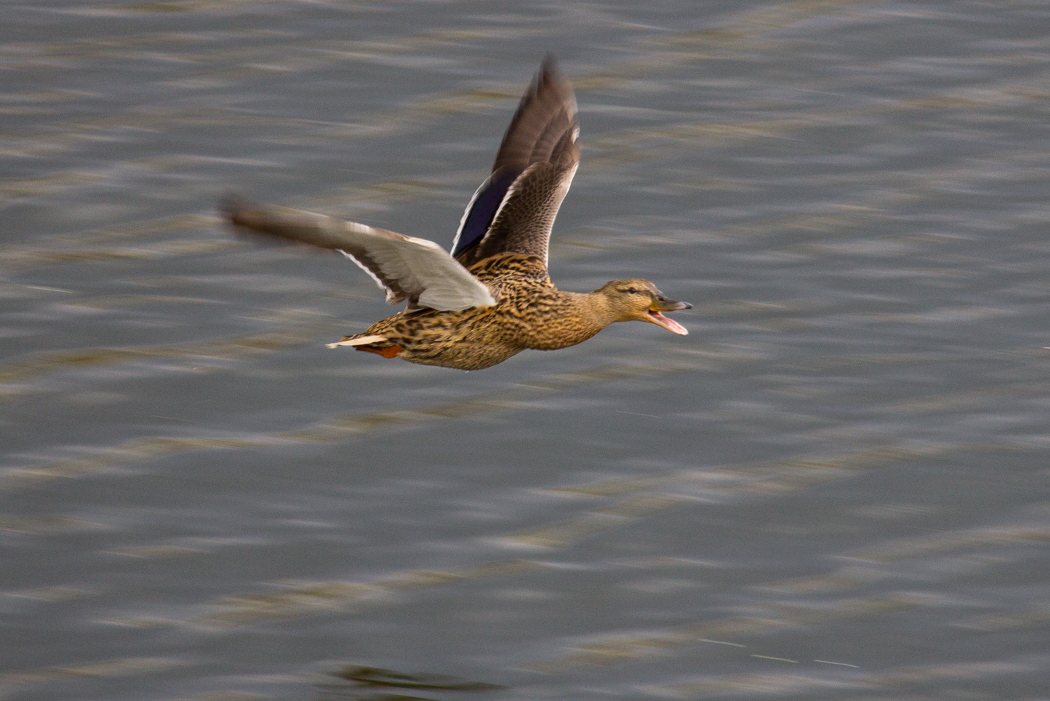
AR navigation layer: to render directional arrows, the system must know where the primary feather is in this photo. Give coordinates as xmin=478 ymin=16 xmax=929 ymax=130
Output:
xmin=451 ymin=56 xmax=579 ymax=266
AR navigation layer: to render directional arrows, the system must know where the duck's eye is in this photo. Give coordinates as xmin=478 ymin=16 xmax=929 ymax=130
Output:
xmin=626 ymin=287 xmax=638 ymax=295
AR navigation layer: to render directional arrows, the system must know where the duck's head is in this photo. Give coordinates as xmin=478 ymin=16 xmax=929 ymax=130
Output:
xmin=595 ymin=279 xmax=691 ymax=335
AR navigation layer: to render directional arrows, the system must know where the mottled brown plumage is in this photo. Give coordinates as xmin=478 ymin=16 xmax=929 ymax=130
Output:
xmin=339 ymin=254 xmax=688 ymax=370
xmin=222 ymin=57 xmax=691 ymax=371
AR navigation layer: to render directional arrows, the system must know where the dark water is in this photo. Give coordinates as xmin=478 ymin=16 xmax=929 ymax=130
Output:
xmin=3 ymin=1 xmax=1050 ymax=699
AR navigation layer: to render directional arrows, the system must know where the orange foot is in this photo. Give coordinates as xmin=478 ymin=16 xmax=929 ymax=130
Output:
xmin=356 ymin=345 xmax=404 ymax=359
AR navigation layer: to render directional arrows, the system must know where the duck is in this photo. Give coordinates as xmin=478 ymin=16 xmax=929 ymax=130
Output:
xmin=222 ymin=57 xmax=690 ymax=371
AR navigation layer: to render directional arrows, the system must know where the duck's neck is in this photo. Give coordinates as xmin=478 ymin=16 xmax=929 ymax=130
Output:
xmin=578 ymin=291 xmax=621 ymax=331
xmin=520 ymin=290 xmax=616 ymax=351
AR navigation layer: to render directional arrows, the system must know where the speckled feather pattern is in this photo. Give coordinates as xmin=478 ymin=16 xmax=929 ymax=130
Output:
xmin=348 ymin=254 xmax=604 ymax=370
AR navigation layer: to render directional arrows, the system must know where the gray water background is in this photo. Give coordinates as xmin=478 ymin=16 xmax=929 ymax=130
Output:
xmin=2 ymin=1 xmax=1050 ymax=699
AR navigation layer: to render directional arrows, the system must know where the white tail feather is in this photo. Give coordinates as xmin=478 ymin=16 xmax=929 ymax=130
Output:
xmin=326 ymin=334 xmax=387 ymax=349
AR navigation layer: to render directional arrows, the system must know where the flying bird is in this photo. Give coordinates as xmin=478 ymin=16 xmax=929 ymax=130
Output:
xmin=222 ymin=57 xmax=690 ymax=371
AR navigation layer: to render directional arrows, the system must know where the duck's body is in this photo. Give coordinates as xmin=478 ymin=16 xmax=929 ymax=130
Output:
xmin=353 ymin=254 xmax=596 ymax=369
xmin=224 ymin=58 xmax=690 ymax=371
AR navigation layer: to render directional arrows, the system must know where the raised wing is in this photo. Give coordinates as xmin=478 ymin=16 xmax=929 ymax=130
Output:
xmin=222 ymin=195 xmax=496 ymax=311
xmin=451 ymin=56 xmax=580 ymax=268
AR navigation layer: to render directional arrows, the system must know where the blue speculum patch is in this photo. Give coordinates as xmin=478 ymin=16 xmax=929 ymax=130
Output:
xmin=452 ymin=168 xmax=520 ymax=259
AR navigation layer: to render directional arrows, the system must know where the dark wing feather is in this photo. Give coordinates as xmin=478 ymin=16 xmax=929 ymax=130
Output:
xmin=222 ymin=195 xmax=496 ymax=311
xmin=451 ymin=169 xmax=519 ymax=261
xmin=452 ymin=56 xmax=580 ymax=267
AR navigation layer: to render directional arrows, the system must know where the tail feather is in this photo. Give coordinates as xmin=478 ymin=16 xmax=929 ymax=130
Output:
xmin=326 ymin=334 xmax=387 ymax=349
xmin=327 ymin=334 xmax=404 ymax=359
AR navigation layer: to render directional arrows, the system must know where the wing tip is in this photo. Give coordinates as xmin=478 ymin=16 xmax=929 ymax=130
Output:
xmin=539 ymin=52 xmax=559 ymax=81
xmin=219 ymin=191 xmax=257 ymax=228
xmin=537 ymin=54 xmax=577 ymax=117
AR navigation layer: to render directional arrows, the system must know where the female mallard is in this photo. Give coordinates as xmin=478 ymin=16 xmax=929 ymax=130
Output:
xmin=223 ymin=57 xmax=690 ymax=371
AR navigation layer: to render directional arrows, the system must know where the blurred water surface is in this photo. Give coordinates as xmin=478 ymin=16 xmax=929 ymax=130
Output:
xmin=3 ymin=1 xmax=1050 ymax=699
